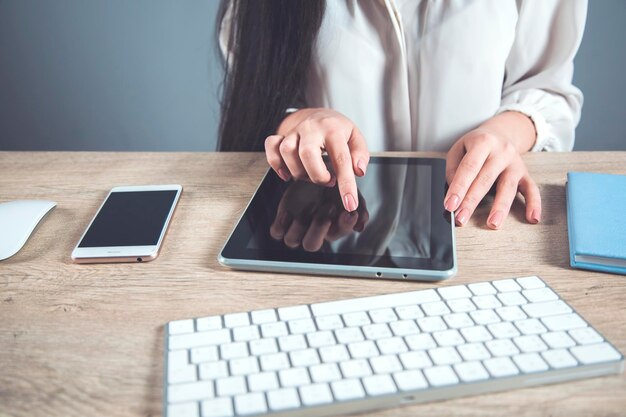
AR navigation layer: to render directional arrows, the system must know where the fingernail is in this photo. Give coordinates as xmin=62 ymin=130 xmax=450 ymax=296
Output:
xmin=456 ymin=208 xmax=469 ymax=226
xmin=278 ymin=168 xmax=291 ymax=181
xmin=357 ymin=159 xmax=367 ymax=176
xmin=530 ymin=209 xmax=541 ymax=224
xmin=344 ymin=193 xmax=358 ymax=212
xmin=445 ymin=194 xmax=460 ymax=212
xmin=488 ymin=210 xmax=504 ymax=229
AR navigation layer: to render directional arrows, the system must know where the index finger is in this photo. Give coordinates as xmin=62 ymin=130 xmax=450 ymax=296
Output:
xmin=325 ymin=136 xmax=358 ymax=212
xmin=445 ymin=142 xmax=490 ymax=212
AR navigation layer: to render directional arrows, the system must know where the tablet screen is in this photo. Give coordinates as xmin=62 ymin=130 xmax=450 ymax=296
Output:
xmin=221 ymin=157 xmax=454 ymax=274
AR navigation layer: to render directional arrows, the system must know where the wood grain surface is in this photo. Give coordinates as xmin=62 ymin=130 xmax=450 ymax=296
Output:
xmin=0 ymin=151 xmax=625 ymax=417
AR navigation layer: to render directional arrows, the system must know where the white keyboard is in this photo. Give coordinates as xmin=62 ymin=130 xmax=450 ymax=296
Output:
xmin=164 ymin=276 xmax=624 ymax=417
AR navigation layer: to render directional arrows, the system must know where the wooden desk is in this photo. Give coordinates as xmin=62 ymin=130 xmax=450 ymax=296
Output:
xmin=1 ymin=151 xmax=625 ymax=417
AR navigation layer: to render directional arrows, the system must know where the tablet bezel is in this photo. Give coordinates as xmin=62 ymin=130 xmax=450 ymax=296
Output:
xmin=219 ymin=156 xmax=456 ymax=281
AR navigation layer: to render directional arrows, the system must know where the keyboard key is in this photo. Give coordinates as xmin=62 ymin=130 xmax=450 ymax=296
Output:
xmin=470 ymin=309 xmax=501 ymax=325
xmin=523 ymin=300 xmax=571 ymax=318
xmin=170 ymin=329 xmax=231 ymax=350
xmin=196 ymin=316 xmax=222 ymax=332
xmin=513 ymin=335 xmax=548 ymax=353
xmin=541 ymin=331 xmax=576 ymax=349
xmin=300 ymin=383 xmax=334 ymax=405
xmin=569 ymin=327 xmax=603 ymax=345
xmin=468 ymin=282 xmax=497 ymax=296
xmin=199 ymin=361 xmax=228 ymax=380
xmin=201 ymin=397 xmax=233 ymax=417
xmin=191 ymin=346 xmax=219 ymax=364
xmin=362 ymin=374 xmax=397 ymax=395
xmin=316 ymin=314 xmax=344 ymax=330
xmin=454 ymin=361 xmax=489 ymax=382
xmin=229 ymin=356 xmax=259 ymax=376
xmin=319 ymin=344 xmax=350 ymax=363
xmin=389 ymin=320 xmax=420 ymax=336
xmin=307 ymin=330 xmax=337 ymax=347
xmin=279 ymin=368 xmax=310 ymax=387
xmin=497 ymin=292 xmax=527 ymax=306
xmin=310 ymin=363 xmax=342 ymax=383
xmin=168 ymin=381 xmax=214 ymax=403
xmin=516 ymin=276 xmax=545 ymax=289
xmin=488 ymin=322 xmax=520 ymax=339
xmin=417 ymin=316 xmax=447 ymax=332
xmin=249 ymin=338 xmax=278 ymax=356
xmin=571 ymin=343 xmax=622 ymax=364
xmin=523 ymin=287 xmax=558 ymax=303
xmin=169 ymin=319 xmax=195 ymax=335
xmin=541 ymin=314 xmax=586 ymax=332
xmin=405 ymin=333 xmax=437 ymax=351
xmin=515 ymin=318 xmax=547 ymax=335
xmin=484 ymin=357 xmax=519 ymax=377
xmin=486 ymin=339 xmax=519 ymax=357
xmin=362 ymin=323 xmax=392 ymax=340
xmin=542 ymin=349 xmax=578 ymax=369
xmin=216 ymin=376 xmax=246 ymax=396
xmin=267 ymin=388 xmax=300 ymax=411
xmin=421 ymin=301 xmax=450 ymax=316
xmin=429 ymin=347 xmax=462 ymax=365
xmin=290 ymin=348 xmax=320 ymax=367
xmin=424 ymin=365 xmax=459 ymax=386
xmin=220 ymin=342 xmax=248 ymax=360
xmin=447 ymin=298 xmax=476 ymax=313
xmin=278 ymin=305 xmax=311 ymax=321
xmin=395 ymin=305 xmax=424 ymax=320
xmin=443 ymin=312 xmax=474 ymax=329
xmin=247 ymin=371 xmax=279 ymax=392
xmin=457 ymin=343 xmax=491 ymax=361
xmin=250 ymin=309 xmax=277 ymax=324
xmin=331 ymin=379 xmax=366 ymax=400
xmin=168 ymin=402 xmax=199 ymax=417
xmin=224 ymin=313 xmax=249 ymax=328
xmin=377 ymin=337 xmax=408 ymax=354
xmin=399 ymin=351 xmax=432 ymax=369
xmin=492 ymin=279 xmax=521 ymax=293
xmin=496 ymin=306 xmax=526 ymax=322
xmin=460 ymin=326 xmax=492 ymax=343
xmin=278 ymin=334 xmax=307 ymax=352
xmin=348 ymin=341 xmax=379 ymax=358
xmin=370 ymin=354 xmax=403 ymax=374
xmin=513 ymin=353 xmax=549 ymax=373
xmin=261 ymin=322 xmax=288 ymax=338
xmin=260 ymin=352 xmax=290 ymax=371
xmin=234 ymin=393 xmax=267 ymax=416
xmin=393 ymin=370 xmax=428 ymax=391
xmin=342 ymin=311 xmax=371 ymax=327
xmin=370 ymin=308 xmax=398 ymax=323
xmin=472 ymin=295 xmax=502 ymax=310
xmin=438 ymin=285 xmax=472 ymax=300
xmin=340 ymin=359 xmax=372 ymax=378
xmin=433 ymin=329 xmax=465 ymax=346
xmin=288 ymin=318 xmax=316 ymax=334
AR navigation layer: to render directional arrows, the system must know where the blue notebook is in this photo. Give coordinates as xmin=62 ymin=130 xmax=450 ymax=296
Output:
xmin=566 ymin=172 xmax=626 ymax=275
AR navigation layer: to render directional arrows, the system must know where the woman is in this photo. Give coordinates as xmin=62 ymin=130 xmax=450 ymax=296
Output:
xmin=217 ymin=0 xmax=586 ymax=229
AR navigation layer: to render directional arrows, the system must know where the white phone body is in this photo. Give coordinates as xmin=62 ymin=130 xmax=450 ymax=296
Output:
xmin=71 ymin=184 xmax=182 ymax=264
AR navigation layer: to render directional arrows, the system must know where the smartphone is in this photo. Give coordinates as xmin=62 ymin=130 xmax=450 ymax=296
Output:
xmin=71 ymin=185 xmax=182 ymax=263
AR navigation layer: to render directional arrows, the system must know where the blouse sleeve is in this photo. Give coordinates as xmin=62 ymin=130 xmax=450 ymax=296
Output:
xmin=498 ymin=0 xmax=587 ymax=151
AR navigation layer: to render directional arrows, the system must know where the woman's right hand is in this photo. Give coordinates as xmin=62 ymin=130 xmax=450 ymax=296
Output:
xmin=264 ymin=108 xmax=370 ymax=212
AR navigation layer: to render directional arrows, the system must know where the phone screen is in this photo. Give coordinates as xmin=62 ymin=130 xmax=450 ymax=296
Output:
xmin=78 ymin=190 xmax=178 ymax=248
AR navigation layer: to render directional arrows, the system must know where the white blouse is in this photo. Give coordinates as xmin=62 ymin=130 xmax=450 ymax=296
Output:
xmin=221 ymin=0 xmax=587 ymax=152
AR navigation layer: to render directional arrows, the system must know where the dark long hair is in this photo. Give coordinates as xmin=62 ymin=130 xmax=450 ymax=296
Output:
xmin=216 ymin=0 xmax=326 ymax=151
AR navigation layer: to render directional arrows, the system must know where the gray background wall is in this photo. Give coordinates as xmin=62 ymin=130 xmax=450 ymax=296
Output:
xmin=0 ymin=1 xmax=624 ymax=151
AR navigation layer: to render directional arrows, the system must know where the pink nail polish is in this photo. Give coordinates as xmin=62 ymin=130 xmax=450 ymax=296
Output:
xmin=445 ymin=194 xmax=460 ymax=211
xmin=488 ymin=211 xmax=503 ymax=229
xmin=530 ymin=209 xmax=541 ymax=224
xmin=456 ymin=208 xmax=469 ymax=225
xmin=357 ymin=159 xmax=367 ymax=176
xmin=344 ymin=193 xmax=358 ymax=212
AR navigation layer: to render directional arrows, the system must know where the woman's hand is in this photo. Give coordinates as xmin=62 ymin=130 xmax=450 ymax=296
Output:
xmin=445 ymin=111 xmax=541 ymax=229
xmin=264 ymin=108 xmax=370 ymax=212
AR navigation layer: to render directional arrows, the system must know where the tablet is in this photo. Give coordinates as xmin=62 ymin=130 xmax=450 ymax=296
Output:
xmin=219 ymin=156 xmax=456 ymax=281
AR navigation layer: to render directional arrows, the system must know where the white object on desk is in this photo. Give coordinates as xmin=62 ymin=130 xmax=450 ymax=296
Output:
xmin=0 ymin=200 xmax=56 ymax=260
xmin=163 ymin=276 xmax=624 ymax=417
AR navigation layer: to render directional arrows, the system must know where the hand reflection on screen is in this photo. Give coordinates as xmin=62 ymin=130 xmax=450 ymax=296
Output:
xmin=269 ymin=181 xmax=369 ymax=252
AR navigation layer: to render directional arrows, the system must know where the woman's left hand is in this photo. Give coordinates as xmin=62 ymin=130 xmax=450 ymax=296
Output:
xmin=444 ymin=111 xmax=542 ymax=229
